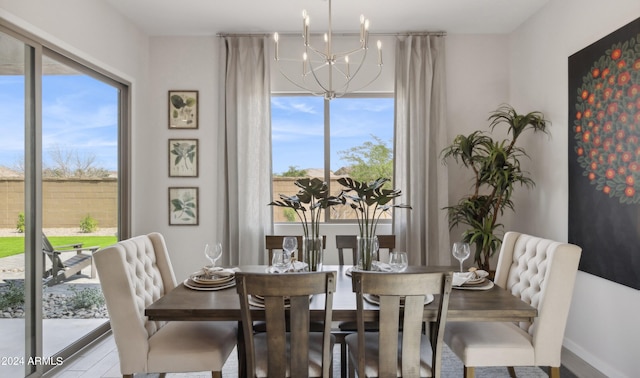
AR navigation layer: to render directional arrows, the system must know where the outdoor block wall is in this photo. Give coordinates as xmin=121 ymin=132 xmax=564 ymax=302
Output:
xmin=0 ymin=178 xmax=117 ymax=229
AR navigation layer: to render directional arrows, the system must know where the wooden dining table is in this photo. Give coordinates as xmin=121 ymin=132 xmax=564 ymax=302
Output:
xmin=146 ymin=265 xmax=536 ymax=323
xmin=146 ymin=265 xmax=536 ymax=377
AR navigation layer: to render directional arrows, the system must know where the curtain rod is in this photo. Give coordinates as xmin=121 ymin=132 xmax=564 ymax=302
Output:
xmin=217 ymin=31 xmax=446 ymax=37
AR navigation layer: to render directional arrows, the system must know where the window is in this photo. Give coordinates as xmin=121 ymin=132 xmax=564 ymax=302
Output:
xmin=271 ymin=95 xmax=394 ymax=222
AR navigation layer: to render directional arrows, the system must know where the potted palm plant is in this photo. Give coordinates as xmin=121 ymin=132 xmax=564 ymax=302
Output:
xmin=337 ymin=177 xmax=411 ymax=270
xmin=269 ymin=177 xmax=341 ymax=271
xmin=441 ymin=104 xmax=550 ymax=271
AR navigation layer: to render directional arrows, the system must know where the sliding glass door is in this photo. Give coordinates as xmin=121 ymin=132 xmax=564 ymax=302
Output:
xmin=0 ymin=23 xmax=129 ymax=377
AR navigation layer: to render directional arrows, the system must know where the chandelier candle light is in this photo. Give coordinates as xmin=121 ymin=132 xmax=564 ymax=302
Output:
xmin=273 ymin=0 xmax=383 ymax=100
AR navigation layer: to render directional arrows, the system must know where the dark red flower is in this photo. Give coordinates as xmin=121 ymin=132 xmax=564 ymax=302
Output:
xmin=626 ymin=176 xmax=635 ymax=186
xmin=617 ymin=60 xmax=626 ymax=69
xmin=608 ymin=153 xmax=617 ymax=163
xmin=602 ymin=68 xmax=610 ymax=77
xmin=634 ymin=59 xmax=640 ymax=70
xmin=622 ymin=152 xmax=632 ymax=162
xmin=603 ymin=186 xmax=611 ymax=194
xmin=606 ymin=168 xmax=616 ymax=179
xmin=618 ymin=72 xmax=631 ymax=86
xmin=629 ymin=85 xmax=640 ymax=98
xmin=625 ymin=186 xmax=635 ymax=197
xmin=611 ymin=49 xmax=622 ymax=60
xmin=577 ymin=147 xmax=584 ymax=156
xmin=593 ymin=68 xmax=601 ymax=77
xmin=630 ymin=162 xmax=640 ymax=172
xmin=608 ymin=102 xmax=619 ymax=115
xmin=589 ymin=172 xmax=596 ymax=181
xmin=604 ymin=87 xmax=613 ymax=99
xmin=581 ymin=90 xmax=589 ymax=99
xmin=619 ymin=112 xmax=629 ymax=124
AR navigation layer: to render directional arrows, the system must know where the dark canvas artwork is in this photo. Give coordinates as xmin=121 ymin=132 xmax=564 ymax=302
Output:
xmin=568 ymin=17 xmax=640 ymax=290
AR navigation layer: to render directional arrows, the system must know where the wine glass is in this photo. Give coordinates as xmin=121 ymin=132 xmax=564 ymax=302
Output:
xmin=452 ymin=242 xmax=471 ymax=273
xmin=204 ymin=242 xmax=223 ymax=268
xmin=272 ymin=250 xmax=291 ymax=273
xmin=282 ymin=237 xmax=297 ymax=261
xmin=389 ymin=251 xmax=408 ymax=272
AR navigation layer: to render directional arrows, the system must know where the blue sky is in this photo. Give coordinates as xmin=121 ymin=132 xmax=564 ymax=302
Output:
xmin=1 ymin=75 xmax=392 ymax=175
xmin=0 ymin=74 xmax=118 ymax=171
xmin=271 ymin=96 xmax=394 ymax=175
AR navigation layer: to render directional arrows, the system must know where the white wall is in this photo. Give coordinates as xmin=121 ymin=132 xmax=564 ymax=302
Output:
xmin=508 ymin=0 xmax=640 ymax=376
xmin=139 ymin=36 xmax=223 ymax=279
xmin=444 ymin=34 xmax=511 ymax=249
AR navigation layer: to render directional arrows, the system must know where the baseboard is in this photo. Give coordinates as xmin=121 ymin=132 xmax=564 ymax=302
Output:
xmin=562 ymin=346 xmax=608 ymax=378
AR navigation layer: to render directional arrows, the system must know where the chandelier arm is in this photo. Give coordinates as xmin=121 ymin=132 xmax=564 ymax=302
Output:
xmin=306 ymin=45 xmax=328 ymax=60
xmin=276 ymin=64 xmax=329 ymax=96
xmin=306 ymin=57 xmax=331 ymax=93
xmin=332 ymin=46 xmax=367 ymax=60
xmin=334 ymin=65 xmax=383 ymax=97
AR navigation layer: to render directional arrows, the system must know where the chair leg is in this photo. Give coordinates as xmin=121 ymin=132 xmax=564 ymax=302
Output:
xmin=549 ymin=366 xmax=561 ymax=378
xmin=508 ymin=366 xmax=517 ymax=377
xmin=464 ymin=366 xmax=475 ymax=378
xmin=341 ymin=341 xmax=347 ymax=378
xmin=123 ymin=375 xmax=133 ymax=378
xmin=212 ymin=371 xmax=223 ymax=378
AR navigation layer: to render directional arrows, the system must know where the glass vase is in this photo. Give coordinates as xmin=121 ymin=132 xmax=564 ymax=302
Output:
xmin=303 ymin=236 xmax=323 ymax=271
xmin=357 ymin=236 xmax=379 ymax=271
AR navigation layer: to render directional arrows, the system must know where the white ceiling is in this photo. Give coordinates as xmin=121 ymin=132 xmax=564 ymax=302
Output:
xmin=103 ymin=0 xmax=551 ymax=36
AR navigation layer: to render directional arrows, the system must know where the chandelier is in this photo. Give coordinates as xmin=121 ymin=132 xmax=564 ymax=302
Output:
xmin=273 ymin=0 xmax=382 ymax=100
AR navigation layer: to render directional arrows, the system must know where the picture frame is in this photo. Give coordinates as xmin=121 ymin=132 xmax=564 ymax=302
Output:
xmin=168 ymin=138 xmax=198 ymax=177
xmin=168 ymin=90 xmax=198 ymax=129
xmin=169 ymin=187 xmax=199 ymax=226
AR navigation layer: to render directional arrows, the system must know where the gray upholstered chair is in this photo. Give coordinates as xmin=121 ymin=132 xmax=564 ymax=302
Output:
xmin=444 ymin=231 xmax=582 ymax=378
xmin=346 ymin=271 xmax=453 ymax=378
xmin=94 ymin=232 xmax=237 ymax=378
xmin=235 ymin=271 xmax=337 ymax=377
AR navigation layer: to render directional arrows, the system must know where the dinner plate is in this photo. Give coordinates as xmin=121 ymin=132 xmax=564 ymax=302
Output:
xmin=452 ymin=280 xmax=494 ymax=290
xmin=183 ymin=278 xmax=236 ymax=291
xmin=191 ymin=274 xmax=235 ymax=285
xmin=462 ymin=277 xmax=487 ymax=285
xmin=346 ymin=263 xmax=391 ymax=276
xmin=363 ymin=293 xmax=434 ymax=306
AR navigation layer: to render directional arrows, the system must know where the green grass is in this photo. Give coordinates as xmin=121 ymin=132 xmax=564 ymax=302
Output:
xmin=0 ymin=236 xmax=118 ymax=259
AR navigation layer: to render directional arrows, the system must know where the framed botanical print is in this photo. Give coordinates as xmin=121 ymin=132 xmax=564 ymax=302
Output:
xmin=169 ymin=187 xmax=199 ymax=226
xmin=168 ymin=90 xmax=198 ymax=129
xmin=169 ymin=138 xmax=198 ymax=177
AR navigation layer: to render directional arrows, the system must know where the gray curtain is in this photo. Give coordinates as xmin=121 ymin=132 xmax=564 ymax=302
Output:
xmin=218 ymin=36 xmax=273 ymax=265
xmin=393 ymin=34 xmax=451 ymax=266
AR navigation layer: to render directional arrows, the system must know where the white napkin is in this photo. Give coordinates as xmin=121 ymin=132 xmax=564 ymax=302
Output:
xmin=201 ymin=266 xmax=238 ymax=278
xmin=452 ymin=270 xmax=489 ymax=286
xmin=373 ymin=261 xmax=393 ymax=272
xmin=290 ymin=261 xmax=308 ymax=272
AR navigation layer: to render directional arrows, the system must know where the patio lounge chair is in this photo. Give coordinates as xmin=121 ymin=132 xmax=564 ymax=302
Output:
xmin=42 ymin=233 xmax=100 ymax=286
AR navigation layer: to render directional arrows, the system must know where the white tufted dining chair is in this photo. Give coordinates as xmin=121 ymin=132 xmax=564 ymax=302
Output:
xmin=94 ymin=232 xmax=237 ymax=378
xmin=444 ymin=231 xmax=582 ymax=378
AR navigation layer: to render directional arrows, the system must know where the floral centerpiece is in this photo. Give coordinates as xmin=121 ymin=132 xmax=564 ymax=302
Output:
xmin=337 ymin=177 xmax=411 ymax=270
xmin=269 ymin=178 xmax=341 ymax=271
